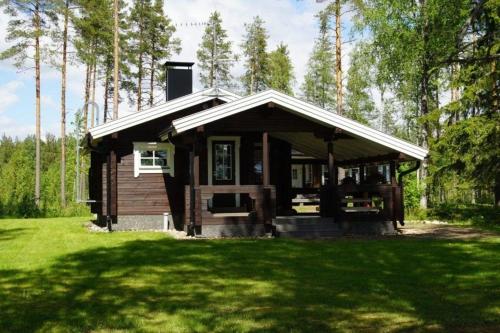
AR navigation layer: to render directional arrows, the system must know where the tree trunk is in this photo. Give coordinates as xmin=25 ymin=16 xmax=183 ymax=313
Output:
xmin=137 ymin=2 xmax=144 ymax=112
xmin=137 ymin=51 xmax=143 ymax=111
xmin=83 ymin=63 xmax=91 ymax=132
xmin=210 ymin=22 xmax=215 ymax=88
xmin=149 ymin=42 xmax=155 ymax=107
xmin=335 ymin=0 xmax=343 ymax=115
xmin=419 ymin=0 xmax=431 ymax=209
xmin=104 ymin=62 xmax=110 ymax=123
xmin=90 ymin=58 xmax=97 ymax=127
xmin=60 ymin=0 xmax=69 ymax=208
xmin=34 ymin=1 xmax=41 ymax=207
xmin=113 ymin=0 xmax=120 ymax=120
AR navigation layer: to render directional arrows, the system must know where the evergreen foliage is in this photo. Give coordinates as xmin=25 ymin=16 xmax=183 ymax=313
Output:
xmin=125 ymin=0 xmax=180 ymax=109
xmin=267 ymin=43 xmax=295 ymax=95
xmin=241 ymin=16 xmax=269 ymax=94
xmin=0 ymin=134 xmax=90 ymax=217
xmin=344 ymin=42 xmax=376 ymax=124
xmin=0 ymin=0 xmax=498 ymax=217
xmin=196 ymin=11 xmax=234 ymax=89
xmin=302 ymin=11 xmax=336 ymax=110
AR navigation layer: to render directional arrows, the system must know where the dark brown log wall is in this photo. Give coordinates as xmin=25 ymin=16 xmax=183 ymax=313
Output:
xmin=89 ymin=100 xmax=210 ymax=217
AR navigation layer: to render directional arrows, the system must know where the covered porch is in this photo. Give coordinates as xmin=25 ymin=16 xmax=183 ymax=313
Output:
xmin=165 ymin=90 xmax=427 ymax=237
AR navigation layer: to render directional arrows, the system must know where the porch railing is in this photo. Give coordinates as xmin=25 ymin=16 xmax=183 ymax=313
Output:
xmin=320 ymin=184 xmax=403 ymax=225
xmin=185 ymin=185 xmax=276 ymax=226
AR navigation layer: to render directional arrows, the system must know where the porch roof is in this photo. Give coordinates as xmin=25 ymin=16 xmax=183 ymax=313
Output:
xmin=170 ymin=89 xmax=428 ymax=161
xmin=88 ymin=87 xmax=240 ymax=140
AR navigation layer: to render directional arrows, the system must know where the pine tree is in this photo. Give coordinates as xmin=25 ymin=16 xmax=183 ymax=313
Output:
xmin=73 ymin=0 xmax=113 ymax=123
xmin=112 ymin=0 xmax=120 ymax=119
xmin=302 ymin=11 xmax=336 ymax=111
xmin=267 ymin=43 xmax=294 ymax=95
xmin=0 ymin=0 xmax=58 ymax=207
xmin=241 ymin=16 xmax=268 ymax=94
xmin=144 ymin=0 xmax=180 ymax=107
xmin=126 ymin=0 xmax=152 ymax=111
xmin=196 ymin=11 xmax=234 ymax=89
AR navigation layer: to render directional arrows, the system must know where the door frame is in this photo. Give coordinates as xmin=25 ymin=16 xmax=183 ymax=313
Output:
xmin=207 ymin=136 xmax=241 ymax=206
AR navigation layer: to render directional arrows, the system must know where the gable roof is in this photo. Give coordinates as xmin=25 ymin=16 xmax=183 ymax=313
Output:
xmin=171 ymin=89 xmax=428 ymax=161
xmin=89 ymin=87 xmax=240 ymax=140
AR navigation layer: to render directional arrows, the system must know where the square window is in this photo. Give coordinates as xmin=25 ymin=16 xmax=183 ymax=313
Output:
xmin=134 ymin=143 xmax=174 ymax=177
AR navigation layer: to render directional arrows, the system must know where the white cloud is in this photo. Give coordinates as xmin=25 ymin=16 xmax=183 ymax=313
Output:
xmin=0 ymin=80 xmax=23 ymax=114
xmin=166 ymin=0 xmax=330 ymax=92
xmin=1 ymin=1 xmax=360 ymax=138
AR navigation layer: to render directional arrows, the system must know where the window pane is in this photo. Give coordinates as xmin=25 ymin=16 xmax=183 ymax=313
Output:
xmin=140 ymin=150 xmax=154 ymax=158
xmin=214 ymin=143 xmax=232 ymax=180
xmin=141 ymin=158 xmax=154 ymax=166
xmin=155 ymin=158 xmax=167 ymax=167
xmin=156 ymin=150 xmax=167 ymax=159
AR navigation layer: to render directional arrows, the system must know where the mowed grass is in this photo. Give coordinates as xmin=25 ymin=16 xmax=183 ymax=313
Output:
xmin=0 ymin=218 xmax=499 ymax=333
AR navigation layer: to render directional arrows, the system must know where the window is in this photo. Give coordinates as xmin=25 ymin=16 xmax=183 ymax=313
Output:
xmin=133 ymin=142 xmax=174 ymax=177
xmin=214 ymin=143 xmax=233 ymax=181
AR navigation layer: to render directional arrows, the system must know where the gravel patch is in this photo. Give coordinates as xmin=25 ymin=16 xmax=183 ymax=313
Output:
xmin=399 ymin=222 xmax=498 ymax=240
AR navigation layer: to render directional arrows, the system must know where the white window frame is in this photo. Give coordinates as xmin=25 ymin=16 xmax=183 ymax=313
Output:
xmin=133 ymin=142 xmax=175 ymax=177
xmin=207 ymin=136 xmax=241 ymax=206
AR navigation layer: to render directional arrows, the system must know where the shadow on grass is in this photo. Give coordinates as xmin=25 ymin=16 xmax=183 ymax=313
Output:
xmin=0 ymin=228 xmax=25 ymax=242
xmin=0 ymin=237 xmax=499 ymax=332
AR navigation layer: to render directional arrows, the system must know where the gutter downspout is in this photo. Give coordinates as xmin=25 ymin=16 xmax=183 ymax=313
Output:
xmin=397 ymin=160 xmax=421 ymax=226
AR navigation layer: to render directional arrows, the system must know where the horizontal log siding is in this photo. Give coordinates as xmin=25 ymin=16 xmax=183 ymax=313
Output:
xmin=116 ymin=153 xmax=171 ymax=215
xmin=91 ymin=100 xmax=218 ymax=218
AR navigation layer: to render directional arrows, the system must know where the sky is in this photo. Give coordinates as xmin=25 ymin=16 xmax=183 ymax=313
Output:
xmin=0 ymin=0 xmax=355 ymax=139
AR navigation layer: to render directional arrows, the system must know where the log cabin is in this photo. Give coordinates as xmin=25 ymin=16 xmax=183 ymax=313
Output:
xmin=85 ymin=62 xmax=428 ymax=237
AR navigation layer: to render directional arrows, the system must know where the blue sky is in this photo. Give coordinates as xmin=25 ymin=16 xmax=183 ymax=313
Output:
xmin=0 ymin=0 xmax=356 ymax=139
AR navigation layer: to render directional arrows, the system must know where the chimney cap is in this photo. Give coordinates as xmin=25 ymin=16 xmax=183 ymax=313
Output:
xmin=165 ymin=61 xmax=195 ymax=68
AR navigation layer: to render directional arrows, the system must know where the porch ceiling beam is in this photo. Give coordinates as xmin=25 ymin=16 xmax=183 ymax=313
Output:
xmin=337 ymin=153 xmax=408 ymax=167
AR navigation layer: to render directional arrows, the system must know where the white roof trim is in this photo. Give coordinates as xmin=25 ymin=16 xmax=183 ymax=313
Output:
xmin=172 ymin=89 xmax=429 ymax=161
xmin=89 ymin=87 xmax=240 ymax=139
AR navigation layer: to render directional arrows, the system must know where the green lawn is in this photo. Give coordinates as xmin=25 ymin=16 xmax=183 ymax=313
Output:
xmin=0 ymin=218 xmax=499 ymax=332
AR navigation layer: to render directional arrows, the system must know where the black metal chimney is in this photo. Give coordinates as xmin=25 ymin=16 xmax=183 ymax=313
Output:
xmin=165 ymin=61 xmax=194 ymax=101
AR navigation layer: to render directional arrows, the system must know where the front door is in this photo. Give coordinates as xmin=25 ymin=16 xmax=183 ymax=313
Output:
xmin=212 ymin=140 xmax=236 ymax=208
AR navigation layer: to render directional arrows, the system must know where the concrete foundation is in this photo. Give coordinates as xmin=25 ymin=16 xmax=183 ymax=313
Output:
xmin=339 ymin=220 xmax=396 ymax=235
xmin=198 ymin=224 xmax=266 ymax=238
xmin=96 ymin=214 xmax=179 ymax=231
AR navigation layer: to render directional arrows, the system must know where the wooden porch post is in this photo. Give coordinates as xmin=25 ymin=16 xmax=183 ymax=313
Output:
xmin=189 ymin=128 xmax=203 ymax=234
xmin=263 ymin=131 xmax=270 ymax=186
xmin=106 ymin=133 xmax=118 ymax=230
xmin=326 ymin=140 xmax=338 ymax=218
xmin=327 ymin=141 xmax=335 ymax=187
xmin=389 ymin=160 xmax=397 ymax=185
